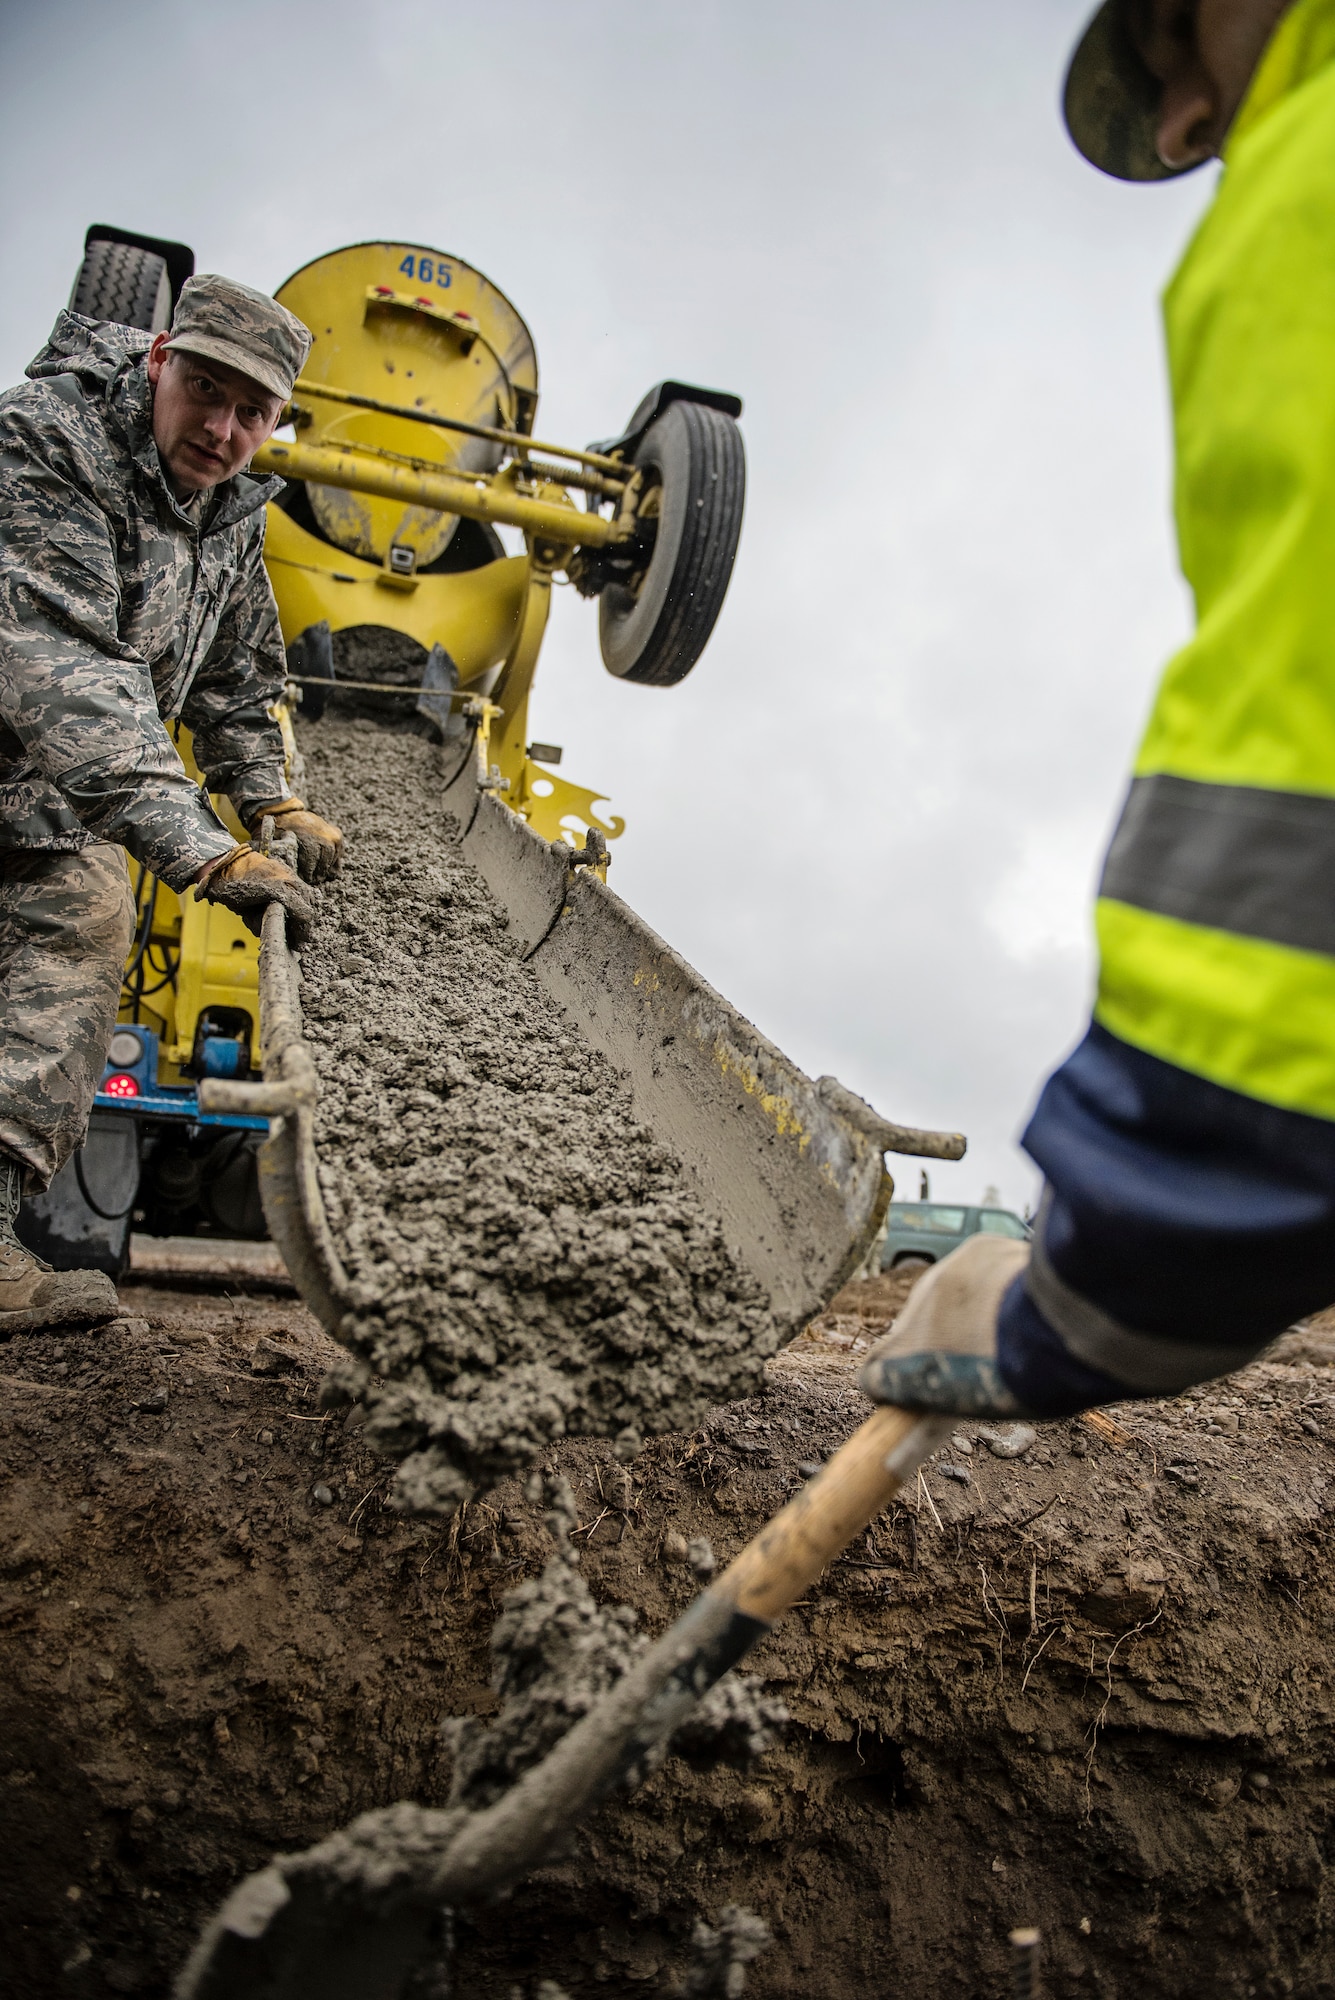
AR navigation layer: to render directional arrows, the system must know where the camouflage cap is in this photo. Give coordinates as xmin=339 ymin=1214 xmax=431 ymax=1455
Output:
xmin=164 ymin=273 xmax=312 ymax=402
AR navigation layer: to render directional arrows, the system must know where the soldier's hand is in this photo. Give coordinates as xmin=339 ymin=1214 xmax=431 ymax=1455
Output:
xmin=195 ymin=846 xmax=317 ymax=945
xmin=247 ymin=797 xmax=343 ymax=883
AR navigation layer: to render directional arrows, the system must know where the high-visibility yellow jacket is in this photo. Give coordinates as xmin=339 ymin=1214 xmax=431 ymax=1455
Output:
xmin=1097 ymin=0 xmax=1335 ymax=1120
xmin=1002 ymin=0 xmax=1335 ymax=1416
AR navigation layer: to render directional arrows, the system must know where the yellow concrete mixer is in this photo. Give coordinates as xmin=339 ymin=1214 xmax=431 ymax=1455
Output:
xmin=27 ymin=225 xmax=747 ymax=1271
xmin=262 ymin=238 xmax=746 ymax=825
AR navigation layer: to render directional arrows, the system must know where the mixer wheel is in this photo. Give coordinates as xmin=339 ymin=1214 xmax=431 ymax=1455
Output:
xmin=598 ymin=399 xmax=745 ymax=686
xmin=69 ymin=238 xmax=172 ymax=334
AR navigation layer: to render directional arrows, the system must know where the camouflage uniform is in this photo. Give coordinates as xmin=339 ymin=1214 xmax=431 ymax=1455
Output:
xmin=0 ymin=846 xmax=135 ymax=1186
xmin=0 ymin=308 xmax=294 ymax=1190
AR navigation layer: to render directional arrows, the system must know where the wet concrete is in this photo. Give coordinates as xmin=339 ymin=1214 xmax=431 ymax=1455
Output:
xmin=297 ymin=717 xmax=776 ymax=1514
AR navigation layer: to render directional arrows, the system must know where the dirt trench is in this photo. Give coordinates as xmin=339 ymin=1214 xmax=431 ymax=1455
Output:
xmin=2 ymin=1272 xmax=1334 ymax=1999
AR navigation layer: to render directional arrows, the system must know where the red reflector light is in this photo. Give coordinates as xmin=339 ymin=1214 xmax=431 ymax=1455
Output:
xmin=103 ymin=1072 xmax=140 ymax=1099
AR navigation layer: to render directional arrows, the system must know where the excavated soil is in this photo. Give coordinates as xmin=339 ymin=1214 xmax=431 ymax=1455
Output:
xmin=293 ymin=715 xmax=775 ymax=1513
xmin=3 ymin=1271 xmax=1335 ymax=1998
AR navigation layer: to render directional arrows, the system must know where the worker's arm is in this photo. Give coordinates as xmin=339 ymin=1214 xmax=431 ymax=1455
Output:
xmin=862 ymin=1019 xmax=1335 ymax=1424
xmin=0 ymin=439 xmax=235 ymax=891
xmin=177 ymin=530 xmax=289 ymax=825
xmin=1007 ymin=1021 xmax=1333 ymax=1410
xmin=182 ymin=539 xmax=342 ymax=883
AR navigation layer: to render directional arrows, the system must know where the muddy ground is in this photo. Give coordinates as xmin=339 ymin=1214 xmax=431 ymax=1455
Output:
xmin=1 ymin=1271 xmax=1334 ymax=1999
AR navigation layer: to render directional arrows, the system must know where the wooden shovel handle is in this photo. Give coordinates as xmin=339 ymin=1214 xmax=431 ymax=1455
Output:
xmin=714 ymin=1406 xmax=947 ymax=1623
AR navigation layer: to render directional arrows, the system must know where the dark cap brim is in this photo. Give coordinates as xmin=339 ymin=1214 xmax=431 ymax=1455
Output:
xmin=163 ymin=333 xmax=293 ymax=403
xmin=1063 ymin=1 xmax=1200 ymax=183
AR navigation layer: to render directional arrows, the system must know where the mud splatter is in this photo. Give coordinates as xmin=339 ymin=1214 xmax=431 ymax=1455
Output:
xmin=671 ymin=1907 xmax=773 ymax=1997
xmin=296 ymin=716 xmax=777 ymax=1512
xmin=445 ymin=1479 xmax=786 ymax=1816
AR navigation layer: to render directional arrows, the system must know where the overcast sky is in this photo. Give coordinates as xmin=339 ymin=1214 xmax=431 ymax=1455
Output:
xmin=0 ymin=0 xmax=1218 ymax=1213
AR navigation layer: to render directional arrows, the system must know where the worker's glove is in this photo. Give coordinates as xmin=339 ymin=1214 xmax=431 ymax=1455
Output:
xmin=246 ymin=797 xmax=343 ymax=884
xmin=858 ymin=1236 xmax=1032 ymax=1418
xmin=195 ymin=845 xmax=317 ymax=945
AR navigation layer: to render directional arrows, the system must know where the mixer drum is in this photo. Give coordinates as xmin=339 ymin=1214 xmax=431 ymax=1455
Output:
xmin=275 ymin=241 xmax=540 ymax=568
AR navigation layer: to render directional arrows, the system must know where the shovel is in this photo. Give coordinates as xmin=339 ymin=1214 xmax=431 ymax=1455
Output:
xmin=178 ymin=1401 xmax=947 ymax=2000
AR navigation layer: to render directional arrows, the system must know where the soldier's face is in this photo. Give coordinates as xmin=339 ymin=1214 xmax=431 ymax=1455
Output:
xmin=146 ymin=338 xmax=284 ymax=494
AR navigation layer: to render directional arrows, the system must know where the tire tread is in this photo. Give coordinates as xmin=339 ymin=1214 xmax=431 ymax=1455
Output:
xmin=601 ymin=401 xmax=746 ymax=686
xmin=70 ymin=240 xmax=171 ymax=333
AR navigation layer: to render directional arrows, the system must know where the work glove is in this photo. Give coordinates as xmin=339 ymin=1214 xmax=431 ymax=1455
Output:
xmin=246 ymin=797 xmax=343 ymax=884
xmin=195 ymin=845 xmax=318 ymax=945
xmin=858 ymin=1235 xmax=1031 ymax=1419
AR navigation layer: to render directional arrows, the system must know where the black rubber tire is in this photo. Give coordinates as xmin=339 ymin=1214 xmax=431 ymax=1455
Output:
xmin=70 ymin=238 xmax=171 ymax=333
xmin=598 ymin=400 xmax=745 ymax=686
xmin=891 ymin=1254 xmax=933 ymax=1271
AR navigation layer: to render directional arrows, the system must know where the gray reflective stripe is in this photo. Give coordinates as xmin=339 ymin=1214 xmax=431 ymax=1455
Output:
xmin=1027 ymin=1191 xmax=1269 ymax=1393
xmin=1099 ymin=772 xmax=1335 ymax=957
